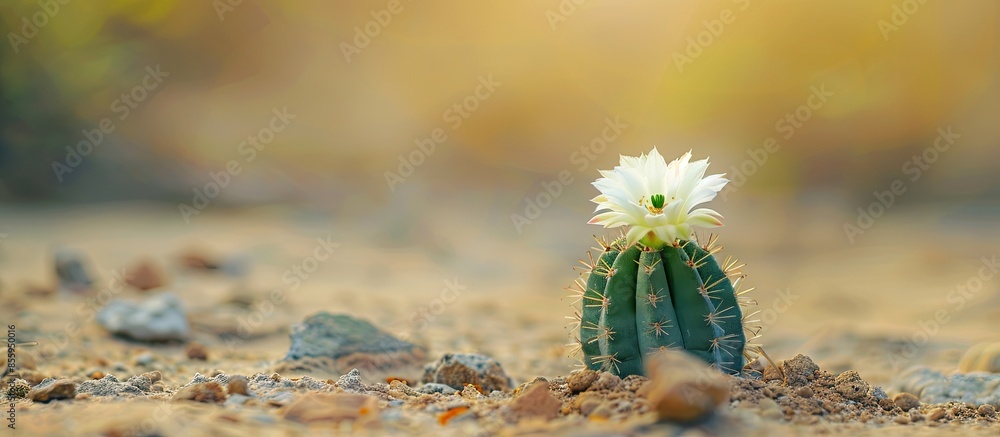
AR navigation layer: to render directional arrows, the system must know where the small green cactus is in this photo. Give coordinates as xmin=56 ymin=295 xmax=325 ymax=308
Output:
xmin=572 ymin=234 xmax=755 ymax=376
xmin=573 ymin=147 xmax=763 ymax=376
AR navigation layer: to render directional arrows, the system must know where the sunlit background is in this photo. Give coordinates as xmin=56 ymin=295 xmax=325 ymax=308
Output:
xmin=1 ymin=1 xmax=1000 ymax=383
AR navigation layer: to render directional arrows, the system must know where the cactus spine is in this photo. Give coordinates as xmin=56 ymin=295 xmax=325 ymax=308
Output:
xmin=573 ymin=234 xmax=756 ymax=376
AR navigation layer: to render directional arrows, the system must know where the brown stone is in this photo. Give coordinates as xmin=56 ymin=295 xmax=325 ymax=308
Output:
xmin=282 ymin=393 xmax=380 ymax=425
xmin=508 ymin=380 xmax=561 ymax=421
xmin=892 ymin=392 xmax=920 ymax=412
xmin=979 ymin=404 xmax=997 ymax=417
xmin=125 ymin=259 xmax=168 ymax=291
xmin=185 ymin=342 xmax=208 ymax=361
xmin=172 ymin=381 xmax=227 ymax=403
xmin=28 ymin=379 xmax=76 ymax=403
xmin=227 ymin=375 xmax=250 ymax=396
xmin=834 ymin=370 xmax=870 ymax=401
xmin=643 ymin=350 xmax=730 ymax=423
xmin=781 ymin=354 xmax=819 ymax=386
xmin=566 ymin=369 xmax=599 ymax=393
xmin=927 ymin=408 xmax=946 ymax=421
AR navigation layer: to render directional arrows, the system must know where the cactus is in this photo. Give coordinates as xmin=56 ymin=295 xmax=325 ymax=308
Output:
xmin=570 ymin=234 xmax=757 ymax=376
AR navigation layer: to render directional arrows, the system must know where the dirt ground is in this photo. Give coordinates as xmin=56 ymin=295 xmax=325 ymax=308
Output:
xmin=2 ymin=196 xmax=1000 ymax=436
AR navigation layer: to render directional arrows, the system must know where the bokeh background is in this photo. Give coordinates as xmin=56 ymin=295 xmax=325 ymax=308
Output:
xmin=1 ymin=1 xmax=1000 ymax=385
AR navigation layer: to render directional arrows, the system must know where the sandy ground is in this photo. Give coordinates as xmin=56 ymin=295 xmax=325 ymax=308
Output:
xmin=2 ymin=197 xmax=1000 ymax=435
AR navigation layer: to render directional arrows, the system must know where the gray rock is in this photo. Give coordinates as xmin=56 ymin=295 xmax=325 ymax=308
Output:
xmin=422 ymin=353 xmax=512 ymax=393
xmin=78 ymin=374 xmax=148 ymax=397
xmin=417 ymin=383 xmax=458 ymax=395
xmin=283 ymin=312 xmax=425 ymax=370
xmin=895 ymin=366 xmax=1000 ymax=406
xmin=54 ymin=247 xmax=94 ymax=292
xmin=335 ymin=368 xmax=364 ymax=392
xmin=97 ymin=293 xmax=190 ymax=342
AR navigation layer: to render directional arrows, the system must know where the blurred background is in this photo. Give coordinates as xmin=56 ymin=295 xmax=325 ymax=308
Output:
xmin=1 ymin=1 xmax=999 ymax=384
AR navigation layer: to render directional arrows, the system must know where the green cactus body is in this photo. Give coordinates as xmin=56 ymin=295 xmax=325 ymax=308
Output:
xmin=580 ymin=237 xmax=748 ymax=376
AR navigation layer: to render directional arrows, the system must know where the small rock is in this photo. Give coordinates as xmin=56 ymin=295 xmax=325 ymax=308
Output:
xmin=835 ymin=370 xmax=870 ymax=401
xmin=282 ymin=393 xmax=380 ymax=425
xmin=927 ymin=407 xmax=946 ymax=421
xmin=97 ymin=293 xmax=190 ymax=342
xmin=78 ymin=374 xmax=147 ymax=397
xmin=642 ymin=350 xmax=730 ymax=423
xmin=173 ymin=381 xmax=227 ymax=403
xmin=422 ymin=353 xmax=512 ymax=393
xmin=579 ymin=398 xmax=603 ymax=416
xmin=124 ymin=259 xmax=168 ymax=291
xmin=227 ymin=375 xmax=250 ymax=396
xmin=179 ymin=248 xmax=221 ymax=270
xmin=979 ymin=404 xmax=996 ymax=417
xmin=566 ymin=369 xmax=599 ymax=393
xmin=135 ymin=352 xmax=155 ymax=366
xmin=894 ymin=415 xmax=910 ymax=425
xmin=588 ymin=372 xmax=621 ymax=392
xmin=507 ymin=380 xmax=561 ymax=421
xmin=141 ymin=371 xmax=162 ymax=383
xmin=893 ymin=392 xmax=920 ymax=412
xmin=54 ymin=247 xmax=94 ymax=292
xmin=28 ymin=378 xmax=76 ymax=403
xmin=283 ymin=312 xmax=425 ymax=372
xmin=782 ymin=354 xmax=819 ymax=386
xmin=871 ymin=386 xmax=888 ymax=400
xmin=185 ymin=342 xmax=208 ymax=360
xmin=336 ymin=369 xmax=365 ymax=392
xmin=417 ymin=383 xmax=457 ymax=395
xmin=795 ymin=386 xmax=813 ymax=398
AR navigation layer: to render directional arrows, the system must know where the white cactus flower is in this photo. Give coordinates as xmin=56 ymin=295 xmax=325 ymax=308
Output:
xmin=588 ymin=147 xmax=728 ymax=249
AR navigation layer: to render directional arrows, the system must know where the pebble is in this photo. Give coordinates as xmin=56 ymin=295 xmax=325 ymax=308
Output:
xmin=782 ymin=354 xmax=819 ymax=386
xmin=53 ymin=247 xmax=94 ymax=292
xmin=336 ymin=368 xmax=365 ymax=392
xmin=927 ymin=407 xmax=946 ymax=421
xmin=97 ymin=293 xmax=190 ymax=342
xmin=794 ymin=386 xmax=813 ymax=398
xmin=589 ymin=372 xmax=621 ymax=392
xmin=835 ymin=370 xmax=870 ymax=401
xmin=759 ymin=398 xmax=784 ymax=420
xmin=507 ymin=380 xmax=561 ymax=421
xmin=893 ymin=392 xmax=920 ymax=412
xmin=227 ymin=375 xmax=250 ymax=396
xmin=642 ymin=349 xmax=730 ymax=423
xmin=124 ymin=259 xmax=168 ymax=291
xmin=417 ymin=383 xmax=457 ymax=395
xmin=422 ymin=353 xmax=512 ymax=393
xmin=185 ymin=342 xmax=209 ymax=360
xmin=893 ymin=415 xmax=910 ymax=425
xmin=959 ymin=342 xmax=1000 ymax=373
xmin=28 ymin=378 xmax=76 ymax=403
xmin=284 ymin=312 xmax=425 ymax=372
xmin=172 ymin=381 xmax=227 ymax=403
xmin=282 ymin=393 xmax=380 ymax=425
xmin=566 ymin=369 xmax=599 ymax=393
xmin=978 ymin=404 xmax=996 ymax=417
